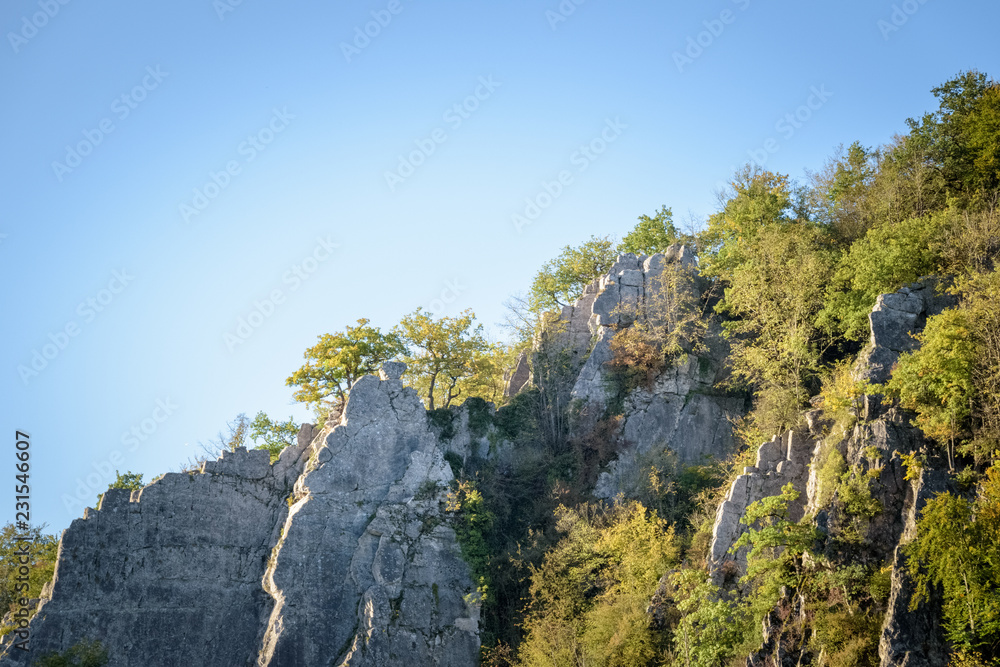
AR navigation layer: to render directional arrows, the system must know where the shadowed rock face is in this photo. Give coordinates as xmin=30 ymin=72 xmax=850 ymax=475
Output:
xmin=2 ymin=364 xmax=479 ymax=667
xmin=0 ymin=447 xmax=299 ymax=667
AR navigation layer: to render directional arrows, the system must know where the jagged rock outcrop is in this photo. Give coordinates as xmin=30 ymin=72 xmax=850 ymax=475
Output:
xmin=702 ymin=280 xmax=958 ymax=664
xmin=857 ymin=278 xmax=956 ymax=385
xmin=0 ymin=444 xmax=307 ymax=667
xmin=878 ymin=466 xmax=951 ymax=667
xmin=503 ymin=351 xmax=531 ymax=398
xmin=259 ymin=363 xmax=479 ymax=666
xmin=2 ymin=363 xmax=478 ymax=667
xmin=528 ymin=246 xmax=746 ymax=497
xmin=708 ymin=430 xmax=816 ymax=586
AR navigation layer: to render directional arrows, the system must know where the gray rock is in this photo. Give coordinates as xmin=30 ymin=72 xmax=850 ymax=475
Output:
xmin=857 ymin=279 xmax=957 ymax=385
xmin=379 ymin=361 xmax=407 ymax=381
xmin=1 ymin=365 xmax=479 ymax=667
xmin=878 ymin=467 xmax=951 ymax=667
xmin=503 ymin=351 xmax=531 ymax=398
xmin=707 ymin=430 xmax=815 ymax=586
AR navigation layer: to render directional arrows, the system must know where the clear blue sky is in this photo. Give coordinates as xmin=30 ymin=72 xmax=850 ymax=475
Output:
xmin=3 ymin=0 xmax=998 ymax=534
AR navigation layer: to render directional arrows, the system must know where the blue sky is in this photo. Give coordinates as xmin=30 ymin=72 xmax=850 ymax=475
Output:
xmin=3 ymin=0 xmax=998 ymax=534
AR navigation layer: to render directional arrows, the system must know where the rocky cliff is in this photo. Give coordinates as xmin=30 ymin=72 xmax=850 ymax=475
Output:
xmin=2 ymin=363 xmax=478 ymax=667
xmin=704 ymin=279 xmax=956 ymax=667
xmin=519 ymin=246 xmax=748 ymax=499
xmin=4 ymin=256 xmax=959 ymax=667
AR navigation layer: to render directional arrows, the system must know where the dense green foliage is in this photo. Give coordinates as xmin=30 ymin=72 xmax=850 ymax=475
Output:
xmin=618 ymin=205 xmax=680 ymax=256
xmin=0 ymin=523 xmax=58 ymax=637
xmin=516 ymin=502 xmax=679 ymax=666
xmin=249 ymin=411 xmax=299 ymax=462
xmin=34 ymin=639 xmax=109 ymax=667
xmin=908 ymin=461 xmax=1000 ymax=657
xmin=286 ymin=318 xmax=407 ymax=416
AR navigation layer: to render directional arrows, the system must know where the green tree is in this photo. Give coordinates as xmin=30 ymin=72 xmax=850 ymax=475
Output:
xmin=669 ymin=570 xmax=751 ymax=667
xmin=889 ymin=307 xmax=976 ymax=469
xmin=618 ymin=205 xmax=679 ymax=256
xmin=34 ymin=639 xmax=109 ymax=667
xmin=808 ymin=142 xmax=878 ymax=245
xmin=907 ymin=70 xmax=1000 ymax=200
xmin=699 ymin=166 xmax=796 ymax=281
xmin=0 ymin=524 xmax=58 ymax=627
xmin=528 ymin=235 xmax=617 ymax=313
xmin=907 ymin=461 xmax=1000 ymax=656
xmin=818 ymin=209 xmax=951 ymax=341
xmin=96 ymin=470 xmax=144 ymax=507
xmin=395 ymin=308 xmax=493 ymax=410
xmin=286 ymin=318 xmax=407 ymax=416
xmin=718 ymin=221 xmax=833 ymax=434
xmin=249 ymin=411 xmax=299 ymax=462
xmin=517 ymin=502 xmax=679 ymax=667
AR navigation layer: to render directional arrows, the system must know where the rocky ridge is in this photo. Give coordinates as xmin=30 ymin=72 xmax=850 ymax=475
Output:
xmin=2 ymin=362 xmax=478 ymax=667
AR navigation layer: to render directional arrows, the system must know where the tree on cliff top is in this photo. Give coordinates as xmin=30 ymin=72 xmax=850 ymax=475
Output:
xmin=617 ymin=205 xmax=680 ymax=256
xmin=286 ymin=318 xmax=407 ymax=414
xmin=395 ymin=308 xmax=500 ymax=410
xmin=528 ymin=235 xmax=617 ymax=313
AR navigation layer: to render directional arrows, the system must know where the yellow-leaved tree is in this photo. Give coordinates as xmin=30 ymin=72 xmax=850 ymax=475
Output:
xmin=395 ymin=308 xmax=508 ymax=410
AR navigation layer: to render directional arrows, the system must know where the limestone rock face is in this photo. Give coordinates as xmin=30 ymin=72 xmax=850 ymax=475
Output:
xmin=1 ymin=364 xmax=479 ymax=667
xmin=562 ymin=246 xmax=744 ymax=498
xmin=708 ymin=431 xmax=816 ymax=585
xmin=0 ymin=447 xmax=300 ymax=667
xmin=259 ymin=372 xmax=479 ymax=667
xmin=857 ymin=279 xmax=956 ymax=385
xmin=503 ymin=351 xmax=531 ymax=398
xmin=878 ymin=467 xmax=951 ymax=667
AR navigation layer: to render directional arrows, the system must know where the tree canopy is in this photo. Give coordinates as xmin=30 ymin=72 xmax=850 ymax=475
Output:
xmin=286 ymin=318 xmax=407 ymax=413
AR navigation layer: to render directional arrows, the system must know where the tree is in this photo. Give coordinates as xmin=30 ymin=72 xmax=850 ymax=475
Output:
xmin=807 ymin=142 xmax=878 ymax=245
xmin=0 ymin=524 xmax=58 ymax=622
xmin=34 ymin=639 xmax=109 ymax=667
xmin=720 ymin=222 xmax=833 ymax=434
xmin=528 ymin=236 xmax=617 ymax=313
xmin=286 ymin=318 xmax=407 ymax=415
xmin=889 ymin=307 xmax=976 ymax=469
xmin=249 ymin=411 xmax=299 ymax=462
xmin=96 ymin=470 xmax=144 ymax=507
xmin=907 ymin=460 xmax=1000 ymax=656
xmin=618 ymin=205 xmax=679 ymax=256
xmin=395 ymin=308 xmax=493 ymax=410
xmin=817 ymin=209 xmax=951 ymax=341
xmin=517 ymin=502 xmax=679 ymax=667
xmin=907 ymin=70 xmax=1000 ymax=200
xmin=699 ymin=166 xmax=796 ymax=281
